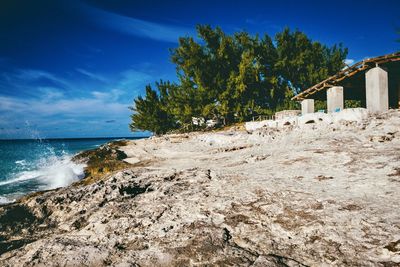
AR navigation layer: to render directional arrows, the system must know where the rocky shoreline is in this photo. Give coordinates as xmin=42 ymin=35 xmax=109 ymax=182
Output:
xmin=1 ymin=109 xmax=400 ymax=266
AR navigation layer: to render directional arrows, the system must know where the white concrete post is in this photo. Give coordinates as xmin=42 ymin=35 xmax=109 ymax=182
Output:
xmin=301 ymin=99 xmax=314 ymax=115
xmin=327 ymin=86 xmax=344 ymax=113
xmin=397 ymin=82 xmax=400 ymax=108
xmin=365 ymin=66 xmax=388 ymax=113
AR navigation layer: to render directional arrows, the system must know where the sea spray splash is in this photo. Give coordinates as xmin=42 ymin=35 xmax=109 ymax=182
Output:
xmin=29 ymin=154 xmax=85 ymax=189
xmin=0 ymin=196 xmax=12 ymax=205
xmin=0 ymin=138 xmax=90 ymax=202
xmin=0 ymin=155 xmax=85 ymax=190
xmin=0 ymin=137 xmax=142 ymax=203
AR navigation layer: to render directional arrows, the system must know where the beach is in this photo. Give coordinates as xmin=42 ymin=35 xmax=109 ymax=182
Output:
xmin=0 ymin=109 xmax=399 ymax=266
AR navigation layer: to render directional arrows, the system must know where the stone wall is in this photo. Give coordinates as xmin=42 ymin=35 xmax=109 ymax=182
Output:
xmin=275 ymin=110 xmax=301 ymax=120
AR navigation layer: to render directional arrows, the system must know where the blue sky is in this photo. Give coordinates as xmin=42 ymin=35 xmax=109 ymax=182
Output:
xmin=0 ymin=0 xmax=399 ymax=139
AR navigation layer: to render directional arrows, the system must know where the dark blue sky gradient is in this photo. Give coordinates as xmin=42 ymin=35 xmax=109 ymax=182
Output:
xmin=0 ymin=0 xmax=399 ymax=138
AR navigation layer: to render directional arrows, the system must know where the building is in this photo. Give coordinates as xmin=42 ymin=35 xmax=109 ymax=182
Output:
xmin=291 ymin=52 xmax=400 ymax=115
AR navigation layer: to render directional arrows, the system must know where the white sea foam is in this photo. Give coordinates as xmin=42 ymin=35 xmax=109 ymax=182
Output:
xmin=0 ymin=196 xmax=13 ymax=205
xmin=0 ymin=155 xmax=86 ymax=190
xmin=15 ymin=159 xmax=27 ymax=165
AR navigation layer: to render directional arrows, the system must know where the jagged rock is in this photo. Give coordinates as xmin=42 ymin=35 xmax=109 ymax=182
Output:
xmin=1 ymin=110 xmax=400 ymax=266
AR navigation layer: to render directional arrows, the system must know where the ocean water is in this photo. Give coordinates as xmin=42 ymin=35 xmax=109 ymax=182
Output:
xmin=0 ymin=137 xmax=144 ymax=204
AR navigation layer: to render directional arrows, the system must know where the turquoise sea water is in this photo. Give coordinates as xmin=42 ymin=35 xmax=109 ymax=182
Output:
xmin=0 ymin=137 xmax=145 ymax=204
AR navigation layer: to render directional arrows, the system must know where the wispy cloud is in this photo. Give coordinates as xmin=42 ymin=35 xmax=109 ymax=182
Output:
xmin=0 ymin=66 xmax=159 ymax=138
xmin=91 ymin=89 xmax=125 ymax=101
xmin=83 ymin=4 xmax=194 ymax=43
xmin=0 ymin=68 xmax=71 ymax=98
xmin=344 ymin=58 xmax=355 ymax=66
xmin=0 ymin=93 xmax=128 ymax=117
xmin=117 ymin=69 xmax=153 ymax=91
xmin=245 ymin=18 xmax=282 ymax=31
xmin=38 ymin=87 xmax=65 ymax=100
xmin=76 ymin=68 xmax=107 ymax=82
xmin=15 ymin=69 xmax=70 ymax=89
xmin=0 ymin=90 xmax=131 ymax=139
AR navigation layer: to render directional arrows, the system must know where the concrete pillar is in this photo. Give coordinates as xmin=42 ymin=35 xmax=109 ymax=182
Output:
xmin=301 ymin=99 xmax=314 ymax=115
xmin=365 ymin=66 xmax=388 ymax=113
xmin=327 ymin=86 xmax=344 ymax=113
xmin=397 ymin=82 xmax=400 ymax=108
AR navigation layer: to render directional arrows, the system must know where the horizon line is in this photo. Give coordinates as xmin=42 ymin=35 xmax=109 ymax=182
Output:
xmin=0 ymin=136 xmax=150 ymax=141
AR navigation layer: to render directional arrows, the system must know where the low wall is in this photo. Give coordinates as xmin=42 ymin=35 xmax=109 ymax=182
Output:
xmin=274 ymin=110 xmax=301 ymax=120
xmin=245 ymin=108 xmax=369 ymax=132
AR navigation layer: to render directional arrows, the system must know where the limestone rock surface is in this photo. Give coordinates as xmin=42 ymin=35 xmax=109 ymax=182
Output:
xmin=1 ymin=110 xmax=400 ymax=266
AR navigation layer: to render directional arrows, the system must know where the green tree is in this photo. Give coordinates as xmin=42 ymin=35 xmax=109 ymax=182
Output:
xmin=129 ymin=83 xmax=177 ymax=135
xmin=171 ymin=26 xmax=282 ymax=123
xmin=171 ymin=25 xmax=239 ymax=121
xmin=275 ymin=28 xmax=348 ymax=94
xmin=130 ymin=25 xmax=348 ymax=134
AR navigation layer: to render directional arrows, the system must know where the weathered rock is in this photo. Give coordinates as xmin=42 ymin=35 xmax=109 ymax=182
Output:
xmin=1 ymin=110 xmax=400 ymax=266
xmin=72 ymin=140 xmax=130 ymax=185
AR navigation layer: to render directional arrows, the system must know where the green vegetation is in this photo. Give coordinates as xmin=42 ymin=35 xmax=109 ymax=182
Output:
xmin=130 ymin=25 xmax=348 ymax=134
xmin=344 ymin=100 xmax=362 ymax=108
xmin=315 ymin=100 xmax=363 ymax=112
xmin=72 ymin=140 xmax=130 ymax=185
xmin=315 ymin=100 xmax=327 ymax=112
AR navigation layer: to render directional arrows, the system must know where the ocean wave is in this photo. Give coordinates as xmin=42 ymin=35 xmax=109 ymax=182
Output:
xmin=0 ymin=196 xmax=13 ymax=205
xmin=15 ymin=159 xmax=27 ymax=165
xmin=0 ymin=155 xmax=86 ymax=190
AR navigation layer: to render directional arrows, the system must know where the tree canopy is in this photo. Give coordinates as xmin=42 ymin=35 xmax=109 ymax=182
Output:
xmin=130 ymin=25 xmax=348 ymax=134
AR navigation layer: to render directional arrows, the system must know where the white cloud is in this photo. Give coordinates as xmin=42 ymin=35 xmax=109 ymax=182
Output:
xmin=15 ymin=69 xmax=70 ymax=88
xmin=0 ymin=65 xmax=160 ymax=137
xmin=91 ymin=89 xmax=125 ymax=101
xmin=344 ymin=59 xmax=355 ymax=66
xmin=76 ymin=68 xmax=107 ymax=82
xmin=83 ymin=4 xmax=194 ymax=43
xmin=0 ymin=92 xmax=130 ymax=138
xmin=117 ymin=69 xmax=153 ymax=91
xmin=0 ymin=92 xmax=129 ymax=119
xmin=38 ymin=87 xmax=65 ymax=100
xmin=0 ymin=96 xmax=27 ymax=112
xmin=0 ymin=67 xmax=154 ymax=121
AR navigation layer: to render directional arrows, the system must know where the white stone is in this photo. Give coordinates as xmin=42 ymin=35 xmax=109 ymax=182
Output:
xmin=245 ymin=120 xmax=274 ymax=132
xmin=365 ymin=67 xmax=388 ymax=113
xmin=327 ymin=86 xmax=344 ymax=113
xmin=192 ymin=117 xmax=205 ymax=126
xmin=397 ymin=82 xmax=400 ymax=108
xmin=206 ymin=119 xmax=217 ymax=128
xmin=301 ymin=99 xmax=314 ymax=115
xmin=274 ymin=110 xmax=301 ymax=120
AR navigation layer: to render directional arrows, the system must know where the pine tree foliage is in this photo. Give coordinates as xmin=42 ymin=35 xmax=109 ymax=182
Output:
xmin=129 ymin=82 xmax=177 ymax=135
